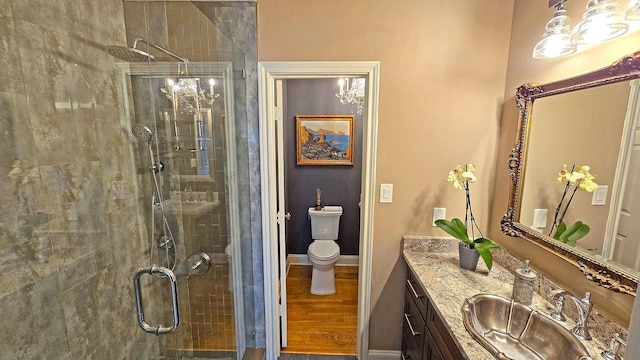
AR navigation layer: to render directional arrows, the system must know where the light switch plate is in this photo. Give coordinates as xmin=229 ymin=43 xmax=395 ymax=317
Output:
xmin=380 ymin=183 xmax=393 ymax=203
xmin=592 ymin=185 xmax=608 ymax=206
xmin=533 ymin=208 xmax=547 ymax=228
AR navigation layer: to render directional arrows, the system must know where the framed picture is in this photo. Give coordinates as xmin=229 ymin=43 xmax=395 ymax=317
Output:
xmin=296 ymin=115 xmax=354 ymax=166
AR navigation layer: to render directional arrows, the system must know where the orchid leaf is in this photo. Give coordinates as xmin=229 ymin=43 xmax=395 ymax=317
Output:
xmin=434 ymin=218 xmax=471 ymax=245
xmin=553 ymin=221 xmax=567 ymax=240
xmin=558 ymin=221 xmax=590 ymax=246
xmin=474 ymin=238 xmax=502 ymax=270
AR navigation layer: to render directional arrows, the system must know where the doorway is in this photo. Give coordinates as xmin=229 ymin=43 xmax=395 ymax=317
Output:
xmin=258 ymin=62 xmax=380 ymax=360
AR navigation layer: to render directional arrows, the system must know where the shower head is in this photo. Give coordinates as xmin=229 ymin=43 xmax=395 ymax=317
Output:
xmin=106 ymin=38 xmax=188 ymax=63
xmin=131 ymin=124 xmax=153 ymax=142
xmin=106 ymin=45 xmax=156 ymax=62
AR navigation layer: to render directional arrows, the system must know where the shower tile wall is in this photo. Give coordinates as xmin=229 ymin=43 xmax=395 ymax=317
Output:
xmin=194 ymin=3 xmax=264 ymax=347
xmin=0 ymin=0 xmax=156 ymax=359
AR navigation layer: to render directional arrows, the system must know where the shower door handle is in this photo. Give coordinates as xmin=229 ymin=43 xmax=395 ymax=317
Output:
xmin=133 ymin=265 xmax=180 ymax=335
xmin=284 ymin=213 xmax=291 ymax=220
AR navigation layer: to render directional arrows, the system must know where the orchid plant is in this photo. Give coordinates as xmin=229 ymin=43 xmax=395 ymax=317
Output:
xmin=548 ymin=164 xmax=598 ymax=246
xmin=435 ymin=164 xmax=501 ymax=270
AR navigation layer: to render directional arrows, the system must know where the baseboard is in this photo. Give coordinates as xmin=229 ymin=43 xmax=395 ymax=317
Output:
xmin=367 ymin=350 xmax=402 ymax=360
xmin=287 ymin=254 xmax=359 ymax=266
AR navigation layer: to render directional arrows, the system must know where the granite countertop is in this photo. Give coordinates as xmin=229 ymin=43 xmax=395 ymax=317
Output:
xmin=402 ymin=236 xmax=609 ymax=360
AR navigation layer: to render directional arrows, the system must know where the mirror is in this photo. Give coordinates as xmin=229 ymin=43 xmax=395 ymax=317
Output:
xmin=155 ymin=63 xmax=234 ymax=184
xmin=502 ymin=51 xmax=640 ymax=296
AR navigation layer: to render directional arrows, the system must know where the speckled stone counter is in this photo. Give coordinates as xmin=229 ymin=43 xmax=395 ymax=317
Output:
xmin=402 ymin=236 xmax=609 ymax=360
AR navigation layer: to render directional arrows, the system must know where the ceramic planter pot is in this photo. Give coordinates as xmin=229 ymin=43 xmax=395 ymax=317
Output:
xmin=458 ymin=242 xmax=480 ymax=271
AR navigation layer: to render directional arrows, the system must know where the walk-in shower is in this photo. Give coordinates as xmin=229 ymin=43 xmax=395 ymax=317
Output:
xmin=107 ymin=11 xmax=246 ymax=357
xmin=118 ymin=57 xmax=245 ymax=358
xmin=1 ymin=2 xmax=256 ymax=358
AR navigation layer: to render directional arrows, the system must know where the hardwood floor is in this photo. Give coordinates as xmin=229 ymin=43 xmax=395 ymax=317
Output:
xmin=283 ymin=265 xmax=358 ymax=355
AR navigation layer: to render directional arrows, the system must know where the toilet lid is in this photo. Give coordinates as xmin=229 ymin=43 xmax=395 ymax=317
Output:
xmin=309 ymin=241 xmax=339 ymax=259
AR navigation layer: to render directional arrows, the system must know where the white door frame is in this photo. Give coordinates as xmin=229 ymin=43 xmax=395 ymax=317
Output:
xmin=258 ymin=61 xmax=380 ymax=360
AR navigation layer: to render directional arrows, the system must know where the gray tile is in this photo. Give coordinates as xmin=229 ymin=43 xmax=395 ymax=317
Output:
xmin=0 ymin=272 xmax=70 ymax=359
xmin=0 ymin=234 xmax=55 ymax=298
xmin=11 ymin=0 xmax=71 ymax=35
xmin=0 ymin=0 xmax=25 ymax=93
xmin=0 ymin=91 xmax=47 ymax=250
xmin=123 ymin=2 xmax=169 ymax=48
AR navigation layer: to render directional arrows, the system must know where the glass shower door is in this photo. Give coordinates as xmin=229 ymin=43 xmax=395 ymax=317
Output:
xmin=119 ymin=61 xmax=243 ymax=359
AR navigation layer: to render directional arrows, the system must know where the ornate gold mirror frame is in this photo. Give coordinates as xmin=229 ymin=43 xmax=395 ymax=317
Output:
xmin=501 ymin=51 xmax=640 ymax=296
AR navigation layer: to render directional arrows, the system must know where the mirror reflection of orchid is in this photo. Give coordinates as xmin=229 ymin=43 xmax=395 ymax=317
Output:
xmin=549 ymin=164 xmax=599 ymax=246
xmin=435 ymin=164 xmax=501 ymax=270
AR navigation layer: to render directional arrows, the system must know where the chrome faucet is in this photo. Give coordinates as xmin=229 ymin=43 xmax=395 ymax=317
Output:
xmin=548 ymin=288 xmax=568 ymax=321
xmin=570 ymin=292 xmax=593 ymax=340
xmin=548 ymin=288 xmax=593 ymax=340
xmin=601 ymin=333 xmax=626 ymax=360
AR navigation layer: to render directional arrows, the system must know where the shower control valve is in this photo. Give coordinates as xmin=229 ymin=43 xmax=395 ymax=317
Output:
xmin=151 ymin=161 xmax=164 ymax=173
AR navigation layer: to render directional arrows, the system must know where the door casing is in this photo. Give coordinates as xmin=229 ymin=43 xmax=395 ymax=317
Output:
xmin=258 ymin=61 xmax=380 ymax=360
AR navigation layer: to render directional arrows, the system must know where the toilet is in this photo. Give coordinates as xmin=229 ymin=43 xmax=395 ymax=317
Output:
xmin=307 ymin=206 xmax=342 ymax=295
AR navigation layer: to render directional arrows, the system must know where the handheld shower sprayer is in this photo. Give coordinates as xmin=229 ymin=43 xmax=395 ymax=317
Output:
xmin=131 ymin=124 xmax=164 ymax=173
xmin=131 ymin=125 xmax=176 ymax=270
xmin=131 ymin=124 xmax=152 ymax=142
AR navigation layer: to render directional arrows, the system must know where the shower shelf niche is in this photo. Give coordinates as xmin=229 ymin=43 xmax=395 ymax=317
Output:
xmin=158 ymin=199 xmax=220 ymax=217
xmin=171 ymin=174 xmax=216 ymax=183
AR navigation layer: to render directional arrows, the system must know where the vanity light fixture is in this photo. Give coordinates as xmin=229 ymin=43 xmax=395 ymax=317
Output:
xmin=571 ymin=0 xmax=628 ymax=44
xmin=533 ymin=0 xmax=640 ymax=59
xmin=532 ymin=1 xmax=577 ymax=59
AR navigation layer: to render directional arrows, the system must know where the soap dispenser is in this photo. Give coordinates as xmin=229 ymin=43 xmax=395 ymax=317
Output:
xmin=512 ymin=259 xmax=537 ymax=305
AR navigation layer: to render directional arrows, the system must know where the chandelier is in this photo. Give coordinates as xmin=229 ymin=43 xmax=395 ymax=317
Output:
xmin=161 ymin=78 xmax=219 ymax=113
xmin=336 ymin=77 xmax=365 ymax=115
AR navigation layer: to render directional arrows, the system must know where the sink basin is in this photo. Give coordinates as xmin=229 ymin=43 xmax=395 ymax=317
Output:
xmin=461 ymin=293 xmax=592 ymax=360
xmin=158 ymin=199 xmax=220 ymax=217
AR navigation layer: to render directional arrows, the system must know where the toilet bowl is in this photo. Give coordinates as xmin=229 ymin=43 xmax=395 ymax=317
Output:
xmin=307 ymin=206 xmax=342 ymax=295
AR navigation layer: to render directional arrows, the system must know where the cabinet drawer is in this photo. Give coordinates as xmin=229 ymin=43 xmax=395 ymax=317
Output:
xmin=406 ymin=269 xmax=427 ymax=318
xmin=404 ymin=286 xmax=426 ymax=354
xmin=402 ymin=315 xmax=422 ymax=360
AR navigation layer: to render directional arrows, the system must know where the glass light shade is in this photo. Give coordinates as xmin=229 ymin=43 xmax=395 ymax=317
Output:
xmin=532 ymin=8 xmax=577 ymax=59
xmin=572 ymin=0 xmax=629 ymax=44
xmin=625 ymin=1 xmax=640 ymax=21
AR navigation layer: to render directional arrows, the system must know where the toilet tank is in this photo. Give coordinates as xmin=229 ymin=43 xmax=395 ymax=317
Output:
xmin=308 ymin=206 xmax=343 ymax=240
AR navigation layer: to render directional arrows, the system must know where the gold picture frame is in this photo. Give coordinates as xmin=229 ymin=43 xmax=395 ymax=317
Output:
xmin=296 ymin=115 xmax=354 ymax=166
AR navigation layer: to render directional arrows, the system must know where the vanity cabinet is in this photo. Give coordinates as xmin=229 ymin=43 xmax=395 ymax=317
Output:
xmin=402 ymin=264 xmax=464 ymax=360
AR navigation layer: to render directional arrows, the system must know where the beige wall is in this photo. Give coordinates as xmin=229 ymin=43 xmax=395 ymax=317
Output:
xmin=258 ymin=0 xmax=514 ymax=351
xmin=489 ymin=0 xmax=640 ymax=327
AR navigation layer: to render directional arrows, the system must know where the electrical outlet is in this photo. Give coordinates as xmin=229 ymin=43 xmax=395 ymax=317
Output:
xmin=432 ymin=207 xmax=446 ymax=226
